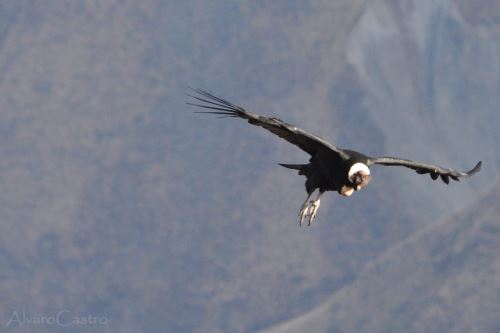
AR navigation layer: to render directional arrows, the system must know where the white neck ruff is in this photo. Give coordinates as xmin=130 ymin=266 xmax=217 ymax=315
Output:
xmin=348 ymin=162 xmax=370 ymax=179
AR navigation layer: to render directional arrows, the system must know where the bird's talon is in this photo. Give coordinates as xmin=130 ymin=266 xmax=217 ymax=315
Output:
xmin=299 ymin=202 xmax=311 ymax=226
xmin=307 ymin=199 xmax=320 ymax=226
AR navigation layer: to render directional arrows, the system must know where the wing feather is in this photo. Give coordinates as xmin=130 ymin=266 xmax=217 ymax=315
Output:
xmin=188 ymin=88 xmax=349 ymax=159
xmin=369 ymin=156 xmax=481 ymax=184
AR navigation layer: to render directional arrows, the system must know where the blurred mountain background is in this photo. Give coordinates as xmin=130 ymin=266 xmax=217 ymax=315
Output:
xmin=0 ymin=1 xmax=498 ymax=332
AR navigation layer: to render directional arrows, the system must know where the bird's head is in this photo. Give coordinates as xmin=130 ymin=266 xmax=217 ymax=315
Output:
xmin=348 ymin=162 xmax=371 ymax=191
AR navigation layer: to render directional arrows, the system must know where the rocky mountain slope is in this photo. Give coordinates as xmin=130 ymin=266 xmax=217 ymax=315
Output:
xmin=261 ymin=179 xmax=500 ymax=333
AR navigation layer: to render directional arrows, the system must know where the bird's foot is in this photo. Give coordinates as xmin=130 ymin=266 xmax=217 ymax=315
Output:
xmin=307 ymin=199 xmax=320 ymax=226
xmin=298 ymin=199 xmax=321 ymax=226
xmin=299 ymin=202 xmax=310 ymax=227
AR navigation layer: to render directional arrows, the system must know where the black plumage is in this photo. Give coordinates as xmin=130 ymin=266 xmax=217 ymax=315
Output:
xmin=188 ymin=89 xmax=482 ymax=225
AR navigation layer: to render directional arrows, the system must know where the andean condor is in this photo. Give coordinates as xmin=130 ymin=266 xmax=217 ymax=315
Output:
xmin=188 ymin=89 xmax=482 ymax=226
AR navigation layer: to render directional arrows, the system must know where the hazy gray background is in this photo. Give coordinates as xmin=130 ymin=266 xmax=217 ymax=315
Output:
xmin=0 ymin=1 xmax=498 ymax=332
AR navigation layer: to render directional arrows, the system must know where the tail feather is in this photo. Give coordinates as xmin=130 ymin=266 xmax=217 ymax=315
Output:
xmin=278 ymin=163 xmax=304 ymax=170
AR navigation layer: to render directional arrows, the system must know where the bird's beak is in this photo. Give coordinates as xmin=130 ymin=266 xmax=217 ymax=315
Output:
xmin=356 ymin=174 xmax=372 ymax=190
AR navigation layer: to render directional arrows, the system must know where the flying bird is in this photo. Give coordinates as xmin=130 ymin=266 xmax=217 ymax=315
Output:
xmin=188 ymin=89 xmax=482 ymax=226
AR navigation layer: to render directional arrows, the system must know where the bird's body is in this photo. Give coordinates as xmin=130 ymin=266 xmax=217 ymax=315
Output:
xmin=280 ymin=150 xmax=370 ymax=196
xmin=188 ymin=89 xmax=482 ymax=225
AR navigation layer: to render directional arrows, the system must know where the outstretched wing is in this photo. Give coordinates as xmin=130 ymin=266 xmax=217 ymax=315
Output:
xmin=368 ymin=156 xmax=482 ymax=184
xmin=187 ymin=88 xmax=350 ymax=159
